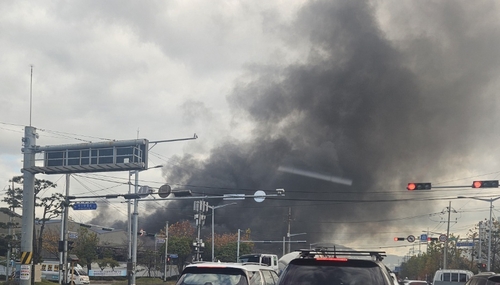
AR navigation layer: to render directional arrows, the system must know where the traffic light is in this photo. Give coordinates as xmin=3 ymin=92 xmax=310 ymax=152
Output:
xmin=477 ymin=263 xmax=486 ymax=269
xmin=472 ymin=180 xmax=499 ymax=188
xmin=394 ymin=237 xmax=405 ymax=241
xmin=67 ymin=241 xmax=75 ymax=251
xmin=427 ymin=237 xmax=438 ymax=242
xmin=58 ymin=241 xmax=64 ymax=252
xmin=407 ymin=183 xmax=431 ymax=191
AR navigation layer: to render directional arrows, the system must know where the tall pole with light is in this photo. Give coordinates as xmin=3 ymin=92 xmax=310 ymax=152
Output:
xmin=458 ymin=180 xmax=500 ymax=272
xmin=130 ymin=164 xmax=164 ymax=285
xmin=208 ymin=203 xmax=237 ymax=261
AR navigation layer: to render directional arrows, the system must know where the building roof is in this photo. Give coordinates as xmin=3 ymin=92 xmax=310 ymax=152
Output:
xmin=0 ymin=207 xmax=22 ymax=218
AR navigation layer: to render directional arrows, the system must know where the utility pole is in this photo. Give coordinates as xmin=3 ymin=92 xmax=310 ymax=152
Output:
xmin=444 ymin=201 xmax=451 ymax=269
xmin=193 ymin=201 xmax=207 ymax=261
xmin=163 ymin=221 xmax=169 ymax=281
xmin=6 ymin=180 xmax=14 ymax=282
xmin=131 ymin=171 xmax=140 ymax=285
xmin=127 ymin=172 xmax=132 ymax=285
xmin=287 ymin=207 xmax=292 ymax=254
xmin=20 ymin=126 xmax=37 ymax=285
xmin=59 ymin=175 xmax=70 ymax=284
xmin=478 ymin=222 xmax=483 ymax=266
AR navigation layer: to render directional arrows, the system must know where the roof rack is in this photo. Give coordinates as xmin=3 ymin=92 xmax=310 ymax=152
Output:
xmin=298 ymin=247 xmax=387 ymax=261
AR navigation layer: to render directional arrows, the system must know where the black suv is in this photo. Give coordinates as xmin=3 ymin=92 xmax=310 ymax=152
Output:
xmin=464 ymin=272 xmax=500 ymax=285
xmin=277 ymin=249 xmax=394 ymax=285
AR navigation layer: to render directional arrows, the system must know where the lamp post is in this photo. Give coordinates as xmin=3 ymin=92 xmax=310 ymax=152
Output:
xmin=130 ymin=164 xmax=163 ymax=285
xmin=207 ymin=203 xmax=237 ymax=261
xmin=458 ymin=195 xmax=500 ymax=271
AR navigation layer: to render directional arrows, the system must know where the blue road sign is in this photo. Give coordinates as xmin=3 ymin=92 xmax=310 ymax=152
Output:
xmin=72 ymin=202 xmax=98 ymax=210
xmin=420 ymin=234 xmax=428 ymax=241
xmin=456 ymin=242 xmax=474 ymax=247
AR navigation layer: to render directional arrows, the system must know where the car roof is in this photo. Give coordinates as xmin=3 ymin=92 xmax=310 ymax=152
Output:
xmin=294 ymin=248 xmax=387 ymax=262
xmin=185 ymin=261 xmax=274 ymax=271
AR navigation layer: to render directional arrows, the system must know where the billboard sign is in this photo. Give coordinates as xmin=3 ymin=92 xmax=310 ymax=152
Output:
xmin=29 ymin=139 xmax=149 ymax=174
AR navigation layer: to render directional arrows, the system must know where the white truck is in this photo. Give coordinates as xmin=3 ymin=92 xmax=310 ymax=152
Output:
xmin=40 ymin=261 xmax=90 ymax=285
xmin=432 ymin=269 xmax=473 ymax=285
xmin=237 ymin=253 xmax=279 ymax=273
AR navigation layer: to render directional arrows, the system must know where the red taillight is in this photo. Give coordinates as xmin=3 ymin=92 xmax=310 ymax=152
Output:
xmin=315 ymin=257 xmax=348 ymax=261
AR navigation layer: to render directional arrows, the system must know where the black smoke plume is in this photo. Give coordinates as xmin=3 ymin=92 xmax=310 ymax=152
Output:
xmin=100 ymin=1 xmax=500 ymax=255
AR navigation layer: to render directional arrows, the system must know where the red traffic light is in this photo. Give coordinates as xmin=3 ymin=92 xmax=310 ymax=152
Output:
xmin=472 ymin=180 xmax=499 ymax=188
xmin=394 ymin=237 xmax=405 ymax=241
xmin=407 ymin=183 xmax=431 ymax=191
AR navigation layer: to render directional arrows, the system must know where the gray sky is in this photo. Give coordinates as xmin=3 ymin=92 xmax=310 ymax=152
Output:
xmin=1 ymin=0 xmax=500 ymax=258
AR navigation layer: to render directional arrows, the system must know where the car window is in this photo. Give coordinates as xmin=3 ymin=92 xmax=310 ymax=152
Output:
xmin=278 ymin=261 xmax=389 ymax=285
xmin=261 ymin=270 xmax=276 ymax=285
xmin=177 ymin=267 xmax=248 ymax=285
xmin=250 ymin=271 xmax=263 ymax=285
xmin=487 ymin=275 xmax=500 ymax=285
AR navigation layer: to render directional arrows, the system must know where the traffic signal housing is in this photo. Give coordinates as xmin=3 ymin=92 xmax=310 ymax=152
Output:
xmin=394 ymin=237 xmax=405 ymax=241
xmin=472 ymin=180 xmax=499 ymax=188
xmin=407 ymin=183 xmax=431 ymax=191
xmin=427 ymin=237 xmax=438 ymax=242
xmin=67 ymin=241 xmax=75 ymax=251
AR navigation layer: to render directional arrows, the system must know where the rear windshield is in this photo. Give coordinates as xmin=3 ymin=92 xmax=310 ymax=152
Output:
xmin=177 ymin=267 xmax=248 ymax=285
xmin=278 ymin=259 xmax=389 ymax=285
xmin=239 ymin=255 xmax=260 ymax=263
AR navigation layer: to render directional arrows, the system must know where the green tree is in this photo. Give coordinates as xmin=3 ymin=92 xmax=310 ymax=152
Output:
xmin=8 ymin=175 xmax=61 ymax=264
xmin=138 ymin=249 xmax=160 ymax=277
xmin=1 ymin=183 xmax=23 ymax=260
xmin=158 ymin=221 xmax=196 ymax=272
xmin=73 ymin=227 xmax=99 ymax=271
xmin=202 ymin=230 xmax=253 ymax=262
xmin=97 ymin=257 xmax=120 ymax=270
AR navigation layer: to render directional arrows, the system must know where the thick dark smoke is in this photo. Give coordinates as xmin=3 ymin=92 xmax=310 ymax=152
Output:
xmin=99 ymin=1 xmax=500 ymax=255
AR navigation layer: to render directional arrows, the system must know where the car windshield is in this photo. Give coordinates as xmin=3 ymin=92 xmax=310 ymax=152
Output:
xmin=278 ymin=259 xmax=388 ymax=285
xmin=177 ymin=267 xmax=248 ymax=285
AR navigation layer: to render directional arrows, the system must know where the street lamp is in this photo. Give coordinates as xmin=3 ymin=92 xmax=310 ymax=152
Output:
xmin=457 ymin=195 xmax=500 ymax=271
xmin=130 ymin=164 xmax=163 ymax=285
xmin=207 ymin=203 xmax=237 ymax=261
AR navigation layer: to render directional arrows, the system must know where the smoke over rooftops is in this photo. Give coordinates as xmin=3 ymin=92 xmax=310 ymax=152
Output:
xmin=98 ymin=0 xmax=500 ymax=254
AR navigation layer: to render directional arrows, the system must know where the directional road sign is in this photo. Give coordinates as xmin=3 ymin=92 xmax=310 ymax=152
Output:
xmin=72 ymin=202 xmax=98 ymax=210
xmin=457 ymin=242 xmax=474 ymax=247
xmin=420 ymin=234 xmax=428 ymax=241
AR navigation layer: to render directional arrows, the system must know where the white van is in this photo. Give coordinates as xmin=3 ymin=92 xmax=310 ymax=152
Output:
xmin=433 ymin=269 xmax=473 ymax=285
xmin=40 ymin=261 xmax=90 ymax=285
